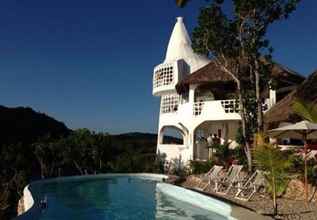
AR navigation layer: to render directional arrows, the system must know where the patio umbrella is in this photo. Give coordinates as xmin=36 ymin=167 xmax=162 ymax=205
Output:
xmin=268 ymin=120 xmax=317 ymax=203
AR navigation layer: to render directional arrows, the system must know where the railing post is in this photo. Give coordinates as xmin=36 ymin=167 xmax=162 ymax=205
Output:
xmin=189 ymin=84 xmax=197 ymax=115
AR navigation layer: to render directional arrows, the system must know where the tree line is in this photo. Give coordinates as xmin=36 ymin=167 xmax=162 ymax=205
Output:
xmin=0 ymin=128 xmax=163 ymax=219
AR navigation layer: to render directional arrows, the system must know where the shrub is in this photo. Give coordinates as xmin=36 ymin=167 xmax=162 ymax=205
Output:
xmin=231 ymin=145 xmax=247 ymax=166
xmin=189 ymin=160 xmax=214 ymax=174
xmin=289 ymin=154 xmax=317 ymax=185
xmin=213 ymin=143 xmax=231 ymax=166
xmin=169 ymin=158 xmax=189 ymax=177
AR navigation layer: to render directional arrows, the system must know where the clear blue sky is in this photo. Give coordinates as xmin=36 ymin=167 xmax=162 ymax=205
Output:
xmin=0 ymin=1 xmax=316 ymax=134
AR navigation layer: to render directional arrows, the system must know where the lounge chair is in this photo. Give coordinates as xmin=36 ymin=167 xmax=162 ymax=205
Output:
xmin=234 ymin=170 xmax=266 ymax=201
xmin=195 ymin=165 xmax=223 ymax=190
xmin=215 ymin=164 xmax=243 ymax=194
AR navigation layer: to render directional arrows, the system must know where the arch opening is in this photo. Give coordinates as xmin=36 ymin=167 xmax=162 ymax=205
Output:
xmin=193 ymin=120 xmax=240 ymax=161
xmin=159 ymin=126 xmax=185 ymax=145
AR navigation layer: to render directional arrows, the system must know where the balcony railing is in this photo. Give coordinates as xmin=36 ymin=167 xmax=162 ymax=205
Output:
xmin=153 ymin=65 xmax=174 ymax=89
xmin=193 ymin=101 xmax=204 ymax=116
xmin=193 ymin=99 xmax=240 ymax=116
xmin=220 ymin=100 xmax=240 ymax=113
xmin=161 ymin=94 xmax=180 ymax=114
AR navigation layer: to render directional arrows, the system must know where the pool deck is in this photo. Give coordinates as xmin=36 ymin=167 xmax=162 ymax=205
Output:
xmin=231 ymin=205 xmax=272 ymax=220
xmin=181 ymin=186 xmax=273 ymax=220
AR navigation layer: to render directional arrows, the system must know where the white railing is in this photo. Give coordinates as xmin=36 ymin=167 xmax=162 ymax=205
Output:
xmin=193 ymin=101 xmax=204 ymax=116
xmin=153 ymin=64 xmax=174 ymax=89
xmin=161 ymin=94 xmax=180 ymax=114
xmin=220 ymin=100 xmax=240 ymax=113
xmin=193 ymin=99 xmax=240 ymax=116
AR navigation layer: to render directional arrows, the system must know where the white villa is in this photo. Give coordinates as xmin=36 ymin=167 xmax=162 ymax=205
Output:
xmin=152 ymin=17 xmax=305 ymax=163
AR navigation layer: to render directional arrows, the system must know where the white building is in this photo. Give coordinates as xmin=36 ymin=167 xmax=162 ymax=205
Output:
xmin=152 ymin=17 xmax=305 ymax=163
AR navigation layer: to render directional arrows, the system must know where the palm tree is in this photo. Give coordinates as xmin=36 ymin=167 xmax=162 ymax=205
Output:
xmin=292 ymin=99 xmax=317 ymax=203
xmin=254 ymin=136 xmax=291 ymax=216
xmin=292 ymin=99 xmax=317 ymax=123
xmin=175 ymin=0 xmax=190 ymax=7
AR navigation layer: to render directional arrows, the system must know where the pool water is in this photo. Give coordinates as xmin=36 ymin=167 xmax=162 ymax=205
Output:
xmin=21 ymin=176 xmax=229 ymax=220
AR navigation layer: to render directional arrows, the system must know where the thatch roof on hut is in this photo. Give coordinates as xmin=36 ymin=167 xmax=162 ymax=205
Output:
xmin=176 ymin=59 xmax=305 ymax=94
xmin=264 ymin=70 xmax=317 ymax=129
xmin=271 ymin=63 xmax=305 ymax=87
xmin=176 ymin=61 xmax=235 ymax=94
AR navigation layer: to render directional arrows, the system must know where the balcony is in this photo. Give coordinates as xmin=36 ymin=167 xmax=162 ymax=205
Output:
xmin=153 ymin=60 xmax=189 ymax=96
xmin=159 ymin=99 xmax=241 ymax=124
xmin=153 ymin=63 xmax=176 ymax=96
xmin=193 ymin=99 xmax=240 ymax=116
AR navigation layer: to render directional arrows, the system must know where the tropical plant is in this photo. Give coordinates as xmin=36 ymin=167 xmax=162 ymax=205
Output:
xmin=289 ymin=154 xmax=317 ymax=185
xmin=292 ymin=99 xmax=317 ymax=122
xmin=169 ymin=157 xmax=189 ymax=177
xmin=190 ymin=160 xmax=214 ymax=174
xmin=232 ymin=145 xmax=247 ymax=166
xmin=175 ymin=0 xmax=189 ymax=7
xmin=254 ymin=142 xmax=291 ymax=216
xmin=213 ymin=143 xmax=231 ymax=167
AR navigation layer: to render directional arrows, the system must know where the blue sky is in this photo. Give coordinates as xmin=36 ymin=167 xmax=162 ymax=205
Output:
xmin=0 ymin=1 xmax=316 ymax=134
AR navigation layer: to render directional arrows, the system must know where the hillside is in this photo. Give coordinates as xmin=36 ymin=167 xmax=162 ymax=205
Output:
xmin=0 ymin=105 xmax=70 ymax=146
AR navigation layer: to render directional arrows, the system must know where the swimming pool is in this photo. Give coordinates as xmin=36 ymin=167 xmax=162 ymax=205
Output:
xmin=17 ymin=174 xmax=235 ymax=220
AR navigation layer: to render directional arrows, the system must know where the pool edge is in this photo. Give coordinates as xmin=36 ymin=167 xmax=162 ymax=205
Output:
xmin=18 ymin=173 xmax=168 ymax=218
xmin=157 ymin=183 xmax=237 ymax=220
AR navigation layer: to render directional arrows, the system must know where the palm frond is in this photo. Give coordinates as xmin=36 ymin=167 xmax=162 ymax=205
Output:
xmin=175 ymin=0 xmax=190 ymax=7
xmin=292 ymin=99 xmax=317 ymax=123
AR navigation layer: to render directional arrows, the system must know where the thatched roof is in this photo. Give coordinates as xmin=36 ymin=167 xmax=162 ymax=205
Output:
xmin=271 ymin=63 xmax=306 ymax=89
xmin=264 ymin=70 xmax=317 ymax=129
xmin=176 ymin=61 xmax=235 ymax=93
xmin=176 ymin=59 xmax=305 ymax=94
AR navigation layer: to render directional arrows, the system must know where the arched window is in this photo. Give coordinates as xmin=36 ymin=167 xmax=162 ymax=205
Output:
xmin=159 ymin=126 xmax=184 ymax=145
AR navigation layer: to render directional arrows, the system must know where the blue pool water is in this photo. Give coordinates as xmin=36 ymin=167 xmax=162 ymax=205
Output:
xmin=19 ymin=175 xmax=230 ymax=220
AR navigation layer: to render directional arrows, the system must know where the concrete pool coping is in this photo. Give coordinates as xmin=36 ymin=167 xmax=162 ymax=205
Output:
xmin=157 ymin=183 xmax=236 ymax=220
xmin=184 ymin=186 xmax=273 ymax=220
xmin=18 ymin=173 xmax=271 ymax=220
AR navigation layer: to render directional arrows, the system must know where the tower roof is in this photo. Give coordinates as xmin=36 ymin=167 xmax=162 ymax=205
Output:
xmin=164 ymin=17 xmax=209 ymax=73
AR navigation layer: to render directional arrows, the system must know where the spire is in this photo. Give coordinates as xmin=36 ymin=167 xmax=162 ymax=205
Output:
xmin=164 ymin=17 xmax=209 ymax=73
xmin=164 ymin=17 xmax=192 ymax=62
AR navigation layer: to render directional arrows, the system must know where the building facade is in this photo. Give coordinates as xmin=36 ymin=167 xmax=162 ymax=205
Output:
xmin=152 ymin=17 xmax=305 ymax=163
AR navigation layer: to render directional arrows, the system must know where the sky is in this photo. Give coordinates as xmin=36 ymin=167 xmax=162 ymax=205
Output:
xmin=0 ymin=1 xmax=316 ymax=134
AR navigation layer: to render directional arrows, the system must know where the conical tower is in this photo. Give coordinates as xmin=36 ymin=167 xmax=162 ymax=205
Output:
xmin=153 ymin=17 xmax=209 ymax=162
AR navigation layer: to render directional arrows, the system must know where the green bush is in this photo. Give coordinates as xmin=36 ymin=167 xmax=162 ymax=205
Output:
xmin=189 ymin=160 xmax=214 ymax=174
xmin=213 ymin=143 xmax=231 ymax=166
xmin=231 ymin=145 xmax=247 ymax=166
xmin=289 ymin=154 xmax=317 ymax=184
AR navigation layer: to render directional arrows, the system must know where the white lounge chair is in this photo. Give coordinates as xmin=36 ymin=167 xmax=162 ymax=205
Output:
xmin=215 ymin=164 xmax=243 ymax=194
xmin=195 ymin=165 xmax=223 ymax=190
xmin=235 ymin=170 xmax=266 ymax=201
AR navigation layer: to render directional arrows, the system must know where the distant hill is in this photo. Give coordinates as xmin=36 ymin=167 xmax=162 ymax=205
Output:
xmin=114 ymin=132 xmax=158 ymax=140
xmin=0 ymin=106 xmax=182 ymax=148
xmin=114 ymin=132 xmax=182 ymax=145
xmin=0 ymin=106 xmax=70 ymax=146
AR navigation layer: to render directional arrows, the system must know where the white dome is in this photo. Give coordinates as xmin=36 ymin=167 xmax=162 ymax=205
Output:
xmin=164 ymin=17 xmax=210 ymax=73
